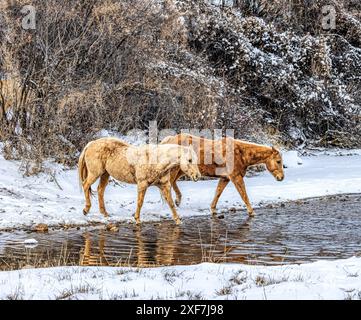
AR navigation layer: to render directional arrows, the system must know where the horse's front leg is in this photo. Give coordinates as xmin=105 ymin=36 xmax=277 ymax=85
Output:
xmin=171 ymin=168 xmax=184 ymax=206
xmin=134 ymin=182 xmax=148 ymax=225
xmin=210 ymin=177 xmax=230 ymax=215
xmin=231 ymin=175 xmax=255 ymax=216
xmin=173 ymin=181 xmax=182 ymax=207
xmin=160 ymin=182 xmax=182 ymax=225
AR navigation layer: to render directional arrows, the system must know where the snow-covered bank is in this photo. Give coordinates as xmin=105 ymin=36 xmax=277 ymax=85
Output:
xmin=0 ymin=151 xmax=361 ymax=230
xmin=1 ymin=257 xmax=361 ymax=300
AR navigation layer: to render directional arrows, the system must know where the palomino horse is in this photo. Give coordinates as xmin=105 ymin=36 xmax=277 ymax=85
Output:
xmin=78 ymin=137 xmax=201 ymax=224
xmin=161 ymin=134 xmax=284 ymax=216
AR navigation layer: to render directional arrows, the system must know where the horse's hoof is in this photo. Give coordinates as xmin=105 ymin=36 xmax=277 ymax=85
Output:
xmin=100 ymin=208 xmax=109 ymax=217
xmin=83 ymin=209 xmax=89 ymax=216
xmin=248 ymin=210 xmax=255 ymax=217
xmin=175 ymin=199 xmax=181 ymax=207
xmin=135 ymin=219 xmax=141 ymax=225
xmin=210 ymin=207 xmax=217 ymax=216
xmin=175 ymin=218 xmax=182 ymax=225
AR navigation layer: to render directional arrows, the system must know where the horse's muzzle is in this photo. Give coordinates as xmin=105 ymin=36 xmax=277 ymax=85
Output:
xmin=277 ymin=176 xmax=284 ymax=181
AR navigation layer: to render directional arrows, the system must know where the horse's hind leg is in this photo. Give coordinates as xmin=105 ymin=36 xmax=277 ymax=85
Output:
xmin=160 ymin=182 xmax=182 ymax=225
xmin=134 ymin=182 xmax=148 ymax=225
xmin=82 ymin=174 xmax=99 ymax=216
xmin=98 ymin=172 xmax=110 ymax=217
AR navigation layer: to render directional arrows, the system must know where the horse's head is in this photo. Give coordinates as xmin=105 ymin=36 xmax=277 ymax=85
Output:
xmin=179 ymin=146 xmax=201 ymax=182
xmin=265 ymin=147 xmax=284 ymax=181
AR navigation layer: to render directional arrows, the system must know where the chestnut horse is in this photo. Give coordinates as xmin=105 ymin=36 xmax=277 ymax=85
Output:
xmin=161 ymin=134 xmax=284 ymax=216
xmin=78 ymin=137 xmax=201 ymax=224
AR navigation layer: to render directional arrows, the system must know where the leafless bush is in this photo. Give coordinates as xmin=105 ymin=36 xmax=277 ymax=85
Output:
xmin=0 ymin=0 xmax=360 ymax=169
xmin=0 ymin=0 xmax=260 ymax=167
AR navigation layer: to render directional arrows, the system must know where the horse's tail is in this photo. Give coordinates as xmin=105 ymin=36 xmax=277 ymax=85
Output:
xmin=78 ymin=143 xmax=93 ymax=195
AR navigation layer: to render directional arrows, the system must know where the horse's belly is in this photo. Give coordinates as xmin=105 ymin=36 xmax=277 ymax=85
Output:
xmin=109 ymin=170 xmax=136 ymax=184
xmin=106 ymin=161 xmax=136 ymax=184
xmin=199 ymin=164 xmax=217 ymax=177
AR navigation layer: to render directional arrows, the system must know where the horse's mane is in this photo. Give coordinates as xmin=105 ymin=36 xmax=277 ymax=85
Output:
xmin=235 ymin=139 xmax=272 ymax=150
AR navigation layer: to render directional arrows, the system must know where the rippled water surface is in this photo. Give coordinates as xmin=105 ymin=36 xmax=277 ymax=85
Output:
xmin=1 ymin=194 xmax=360 ymax=269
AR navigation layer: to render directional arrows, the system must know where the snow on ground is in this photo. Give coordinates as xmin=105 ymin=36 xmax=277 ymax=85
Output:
xmin=1 ymin=147 xmax=360 ymax=300
xmin=1 ymin=257 xmax=360 ymax=300
xmin=0 ymin=150 xmax=361 ymax=230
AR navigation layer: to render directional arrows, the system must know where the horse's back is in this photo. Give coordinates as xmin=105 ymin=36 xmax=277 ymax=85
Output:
xmin=84 ymin=137 xmax=129 ymax=154
xmin=83 ymin=137 xmax=138 ymax=183
xmin=82 ymin=137 xmax=128 ymax=166
xmin=161 ymin=133 xmax=207 ymax=145
xmin=161 ymin=133 xmax=214 ymax=152
xmin=93 ymin=137 xmax=130 ymax=147
xmin=161 ymin=134 xmax=226 ymax=178
xmin=162 ymin=133 xmax=232 ymax=156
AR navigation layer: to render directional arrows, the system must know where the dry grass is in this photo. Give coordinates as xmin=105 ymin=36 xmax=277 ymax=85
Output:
xmin=0 ymin=245 xmax=77 ymax=271
xmin=0 ymin=0 xmax=360 ymax=170
xmin=56 ymin=283 xmax=99 ymax=300
xmin=6 ymin=285 xmax=25 ymax=300
xmin=0 ymin=0 xmax=259 ymax=169
xmin=215 ymin=285 xmax=233 ymax=296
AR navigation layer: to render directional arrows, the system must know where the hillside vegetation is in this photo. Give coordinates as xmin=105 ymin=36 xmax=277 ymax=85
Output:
xmin=0 ymin=0 xmax=360 ymax=169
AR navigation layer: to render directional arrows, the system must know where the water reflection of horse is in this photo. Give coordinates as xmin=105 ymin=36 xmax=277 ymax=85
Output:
xmin=78 ymin=225 xmax=182 ymax=267
xmin=135 ymin=224 xmax=181 ymax=267
xmin=79 ymin=232 xmax=109 ymax=266
xmin=77 ymin=216 xmax=255 ymax=267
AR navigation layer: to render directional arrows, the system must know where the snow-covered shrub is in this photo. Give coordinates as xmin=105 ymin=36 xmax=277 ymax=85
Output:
xmin=183 ymin=0 xmax=361 ymax=146
xmin=0 ymin=0 xmax=360 ymax=168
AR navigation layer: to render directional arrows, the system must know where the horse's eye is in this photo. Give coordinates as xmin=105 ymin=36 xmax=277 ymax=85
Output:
xmin=277 ymin=160 xmax=282 ymax=164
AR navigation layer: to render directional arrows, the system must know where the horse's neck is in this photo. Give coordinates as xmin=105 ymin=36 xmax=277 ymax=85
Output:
xmin=172 ymin=146 xmax=185 ymax=168
xmin=241 ymin=143 xmax=272 ymax=166
xmin=158 ymin=146 xmax=181 ymax=172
